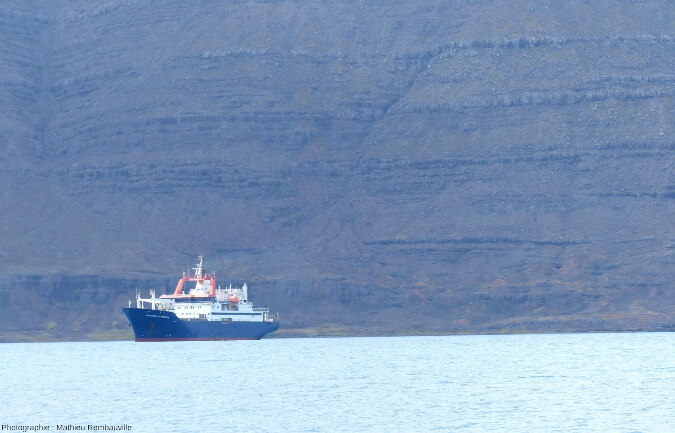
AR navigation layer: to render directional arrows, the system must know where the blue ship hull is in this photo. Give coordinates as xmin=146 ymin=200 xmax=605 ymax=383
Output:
xmin=121 ymin=308 xmax=279 ymax=341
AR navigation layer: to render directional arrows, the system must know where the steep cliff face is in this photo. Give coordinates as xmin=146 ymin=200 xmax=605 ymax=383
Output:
xmin=1 ymin=1 xmax=673 ymax=340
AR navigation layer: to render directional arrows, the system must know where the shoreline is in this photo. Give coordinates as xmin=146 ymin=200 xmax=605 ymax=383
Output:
xmin=2 ymin=326 xmax=673 ymax=344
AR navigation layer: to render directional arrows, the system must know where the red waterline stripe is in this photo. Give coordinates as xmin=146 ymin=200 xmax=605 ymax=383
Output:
xmin=135 ymin=337 xmax=258 ymax=342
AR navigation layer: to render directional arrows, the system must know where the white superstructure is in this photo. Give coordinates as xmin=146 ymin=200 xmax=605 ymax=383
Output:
xmin=134 ymin=256 xmax=274 ymax=323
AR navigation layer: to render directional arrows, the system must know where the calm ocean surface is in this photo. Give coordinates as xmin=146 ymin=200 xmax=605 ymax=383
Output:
xmin=2 ymin=333 xmax=674 ymax=432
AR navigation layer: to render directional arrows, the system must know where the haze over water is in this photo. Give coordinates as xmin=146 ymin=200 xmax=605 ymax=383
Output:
xmin=2 ymin=333 xmax=673 ymax=432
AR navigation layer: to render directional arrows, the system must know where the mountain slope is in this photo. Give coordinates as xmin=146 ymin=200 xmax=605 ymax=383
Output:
xmin=0 ymin=0 xmax=673 ymax=340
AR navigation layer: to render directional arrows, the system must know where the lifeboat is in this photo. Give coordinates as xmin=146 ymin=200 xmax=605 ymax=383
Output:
xmin=228 ymin=295 xmax=239 ymax=304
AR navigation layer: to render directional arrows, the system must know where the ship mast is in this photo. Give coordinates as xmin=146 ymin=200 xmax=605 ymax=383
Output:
xmin=193 ymin=255 xmax=205 ymax=278
xmin=164 ymin=255 xmax=217 ymax=298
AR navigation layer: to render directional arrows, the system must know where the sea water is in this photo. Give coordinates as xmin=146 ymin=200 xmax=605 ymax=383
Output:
xmin=1 ymin=333 xmax=673 ymax=432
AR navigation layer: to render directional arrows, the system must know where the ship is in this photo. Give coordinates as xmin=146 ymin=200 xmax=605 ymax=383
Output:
xmin=121 ymin=256 xmax=279 ymax=341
